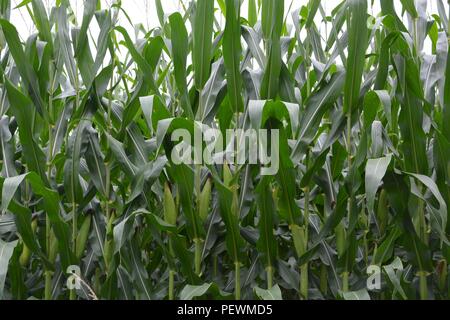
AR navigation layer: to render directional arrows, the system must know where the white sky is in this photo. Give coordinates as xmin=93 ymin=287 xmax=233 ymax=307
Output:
xmin=9 ymin=1 xmax=446 ymax=37
xmin=7 ymin=0 xmax=449 ymax=58
xmin=11 ymin=0 xmax=346 ymax=37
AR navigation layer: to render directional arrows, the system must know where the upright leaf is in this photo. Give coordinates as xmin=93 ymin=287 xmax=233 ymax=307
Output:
xmin=169 ymin=13 xmax=193 ymax=118
xmin=193 ymin=0 xmax=215 ymax=90
xmin=343 ymin=0 xmax=368 ymax=114
xmin=223 ymin=0 xmax=244 ymax=115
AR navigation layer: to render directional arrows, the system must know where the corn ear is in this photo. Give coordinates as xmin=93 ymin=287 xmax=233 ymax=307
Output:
xmin=164 ymin=183 xmax=177 ymax=226
xmin=76 ymin=214 xmax=92 ymax=259
xmin=19 ymin=218 xmax=38 ymax=267
xmin=198 ymin=178 xmax=212 ymax=221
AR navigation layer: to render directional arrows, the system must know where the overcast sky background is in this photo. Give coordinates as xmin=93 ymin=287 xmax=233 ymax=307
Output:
xmin=10 ymin=0 xmax=350 ymax=36
xmin=10 ymin=1 xmax=447 ymax=35
xmin=7 ymin=0 xmax=449 ymax=58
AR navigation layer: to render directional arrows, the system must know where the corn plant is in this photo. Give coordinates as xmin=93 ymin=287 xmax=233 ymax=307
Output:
xmin=0 ymin=0 xmax=450 ymax=301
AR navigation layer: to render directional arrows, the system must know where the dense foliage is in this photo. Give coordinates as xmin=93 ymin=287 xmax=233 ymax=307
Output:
xmin=0 ymin=0 xmax=450 ymax=300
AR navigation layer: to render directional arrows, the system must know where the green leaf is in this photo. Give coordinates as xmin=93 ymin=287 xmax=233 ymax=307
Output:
xmin=85 ymin=127 xmax=107 ymax=197
xmin=254 ymin=284 xmax=283 ymax=300
xmin=380 ymin=0 xmax=407 ymax=32
xmin=4 ymin=79 xmax=48 ymax=184
xmin=383 ymin=257 xmax=408 ymax=300
xmin=291 ymin=71 xmax=346 ymax=162
xmin=261 ymin=0 xmax=275 ymax=40
xmin=365 ymin=155 xmax=392 ymax=215
xmin=180 ymin=283 xmax=233 ymax=300
xmin=400 ymin=0 xmax=418 ymax=19
xmin=215 ymin=179 xmax=244 ymax=264
xmin=139 ymin=95 xmax=171 ymax=133
xmin=248 ymin=100 xmax=299 ymax=136
xmin=198 ymin=59 xmax=226 ymax=121
xmin=31 ymin=0 xmax=52 ymax=46
xmin=223 ymin=0 xmax=244 ymax=115
xmin=443 ymin=42 xmax=450 ymax=141
xmin=363 ymin=90 xmax=391 ymax=129
xmin=0 ymin=116 xmax=17 ymax=178
xmin=155 ymin=0 xmax=165 ymax=27
xmin=343 ymin=0 xmax=368 ymax=114
xmin=55 ymin=4 xmax=77 ymax=88
xmin=193 ymin=0 xmax=214 ymax=90
xmin=406 ymin=173 xmax=449 ymax=244
xmin=169 ymin=13 xmax=193 ymax=118
xmin=383 ymin=171 xmax=433 ymax=272
xmin=75 ymin=0 xmax=96 ymax=85
xmin=0 ymin=239 xmax=17 ymax=299
xmin=0 ymin=19 xmax=46 ymax=119
xmin=127 ymin=240 xmax=152 ymax=300
xmin=433 ymin=131 xmax=450 ymax=233
xmin=64 ymin=113 xmax=91 ymax=204
xmin=305 ymin=0 xmax=321 ymax=29
xmin=170 ymin=164 xmax=204 ymax=240
xmin=106 ymin=134 xmax=138 ymax=176
xmin=242 ymin=26 xmax=265 ymax=69
xmin=397 ymin=63 xmax=428 ymax=174
xmin=261 ymin=0 xmax=283 ymax=100
xmin=256 ymin=177 xmax=277 ymax=271
xmin=171 ymin=234 xmax=201 ymax=285
xmin=2 ymin=172 xmax=73 ymax=269
xmin=372 ymin=228 xmax=402 ymax=265
xmin=248 ymin=0 xmax=257 ymax=27
xmin=114 ymin=210 xmax=176 ymax=254
xmin=342 ymin=289 xmax=371 ymax=300
xmin=114 ymin=27 xmax=161 ymax=129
